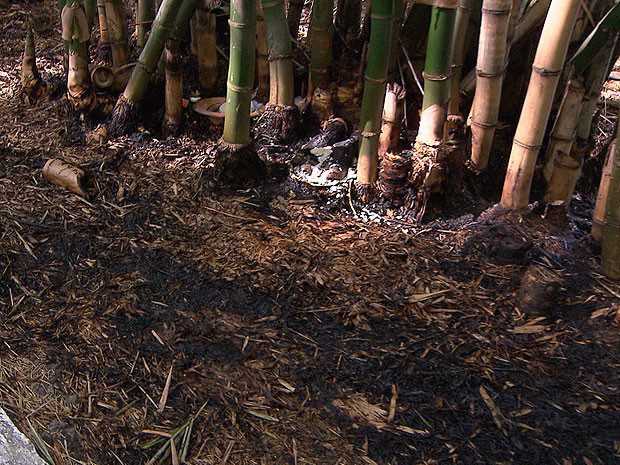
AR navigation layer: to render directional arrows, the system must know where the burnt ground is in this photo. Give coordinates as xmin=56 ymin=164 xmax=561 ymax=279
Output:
xmin=1 ymin=2 xmax=620 ymax=465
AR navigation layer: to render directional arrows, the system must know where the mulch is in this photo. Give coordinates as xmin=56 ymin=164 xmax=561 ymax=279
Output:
xmin=1 ymin=2 xmax=619 ymax=465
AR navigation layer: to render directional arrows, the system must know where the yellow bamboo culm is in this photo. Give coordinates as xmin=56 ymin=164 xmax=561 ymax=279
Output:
xmin=592 ymin=140 xmax=617 ymax=242
xmin=469 ymin=0 xmax=512 ymax=171
xmin=500 ymin=0 xmax=580 ymax=210
xmin=602 ymin=128 xmax=620 ymax=279
xmin=542 ymin=79 xmax=586 ymax=204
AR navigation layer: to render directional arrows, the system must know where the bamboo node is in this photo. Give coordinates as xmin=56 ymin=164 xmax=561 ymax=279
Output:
xmin=268 ymin=53 xmax=294 ymax=62
xmin=422 ymin=71 xmax=451 ymax=82
xmin=226 ymin=81 xmax=254 ymax=94
xmin=532 ymin=65 xmax=561 ymax=77
xmin=370 ymin=13 xmax=394 ymax=20
xmin=471 ymin=120 xmax=497 ymax=129
xmin=260 ymin=0 xmax=281 ymax=7
xmin=481 ymin=7 xmax=511 ymax=16
xmin=513 ymin=138 xmax=542 ymax=150
xmin=364 ymin=75 xmax=387 ymax=85
xmin=476 ymin=67 xmax=506 ymax=78
xmin=228 ymin=19 xmax=251 ymax=29
xmin=361 ymin=131 xmax=379 ymax=138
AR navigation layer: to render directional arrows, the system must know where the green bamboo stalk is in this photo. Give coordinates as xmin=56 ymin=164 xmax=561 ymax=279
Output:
xmin=196 ymin=2 xmax=218 ymax=94
xmin=262 ymin=0 xmax=294 ymax=107
xmin=308 ymin=0 xmax=333 ymax=96
xmin=388 ymin=0 xmax=404 ymax=77
xmin=602 ymin=123 xmax=620 ymax=279
xmin=96 ymin=0 xmax=111 ymax=60
xmin=355 ymin=0 xmax=394 ymax=196
xmin=171 ymin=0 xmax=200 ymax=41
xmin=84 ymin=0 xmax=97 ymax=26
xmin=109 ymin=0 xmax=183 ymax=135
xmin=136 ymin=0 xmax=155 ymax=48
xmin=223 ymin=0 xmax=257 ymax=146
xmin=416 ymin=3 xmax=456 ymax=148
xmin=447 ymin=0 xmax=472 ymax=127
xmin=104 ymin=0 xmax=129 ymax=69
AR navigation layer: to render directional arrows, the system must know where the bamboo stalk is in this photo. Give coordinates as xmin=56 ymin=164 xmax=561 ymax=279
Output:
xmin=446 ymin=0 xmax=472 ymax=131
xmin=196 ymin=2 xmax=218 ymax=95
xmin=104 ymin=0 xmax=129 ymax=69
xmin=460 ymin=0 xmax=551 ymax=95
xmin=136 ymin=0 xmax=155 ymax=48
xmin=415 ymin=3 xmax=457 ymax=148
xmin=544 ymin=34 xmax=620 ymax=206
xmin=602 ymin=125 xmax=620 ymax=279
xmin=308 ymin=0 xmax=333 ymax=98
xmin=592 ymin=139 xmax=616 ymax=242
xmin=262 ymin=0 xmax=294 ymax=107
xmin=62 ymin=1 xmax=95 ymax=111
xmin=355 ymin=0 xmax=395 ymax=198
xmin=500 ymin=0 xmax=581 ymax=210
xmin=109 ymin=0 xmax=183 ymax=135
xmin=256 ymin=3 xmax=270 ymax=101
xmin=223 ymin=0 xmax=257 ymax=146
xmin=469 ymin=0 xmax=512 ymax=171
xmin=84 ymin=0 xmax=97 ymax=27
xmin=163 ymin=38 xmax=183 ymax=136
xmin=96 ymin=0 xmax=111 ymax=61
xmin=162 ymin=0 xmax=200 ymax=135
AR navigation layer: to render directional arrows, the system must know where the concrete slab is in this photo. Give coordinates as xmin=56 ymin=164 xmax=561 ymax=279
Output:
xmin=0 ymin=408 xmax=46 ymax=465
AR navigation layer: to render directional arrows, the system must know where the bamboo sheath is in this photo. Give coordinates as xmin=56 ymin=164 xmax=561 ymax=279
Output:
xmin=593 ymin=139 xmax=616 ymax=242
xmin=62 ymin=2 xmax=93 ymax=110
xmin=164 ymin=39 xmax=183 ymax=134
xmin=469 ymin=0 xmax=512 ymax=171
xmin=356 ymin=0 xmax=395 ymax=187
xmin=602 ymin=128 xmax=620 ymax=279
xmin=223 ymin=0 xmax=257 ymax=146
xmin=262 ymin=0 xmax=295 ymax=107
xmin=500 ymin=0 xmax=580 ymax=210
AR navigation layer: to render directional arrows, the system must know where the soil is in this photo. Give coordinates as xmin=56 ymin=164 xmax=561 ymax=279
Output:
xmin=1 ymin=2 xmax=619 ymax=465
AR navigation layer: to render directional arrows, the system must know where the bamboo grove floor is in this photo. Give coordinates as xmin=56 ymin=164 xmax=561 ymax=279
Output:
xmin=1 ymin=2 xmax=620 ymax=465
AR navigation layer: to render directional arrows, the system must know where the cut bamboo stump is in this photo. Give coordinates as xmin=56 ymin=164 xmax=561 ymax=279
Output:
xmin=43 ymin=159 xmax=90 ymax=197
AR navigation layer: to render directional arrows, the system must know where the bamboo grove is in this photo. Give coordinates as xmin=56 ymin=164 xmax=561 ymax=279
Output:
xmin=20 ymin=0 xmax=620 ymax=278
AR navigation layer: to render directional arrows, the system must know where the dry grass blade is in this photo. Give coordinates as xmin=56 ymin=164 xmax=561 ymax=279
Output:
xmin=158 ymin=363 xmax=174 ymax=414
xmin=479 ymin=386 xmax=507 ymax=434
